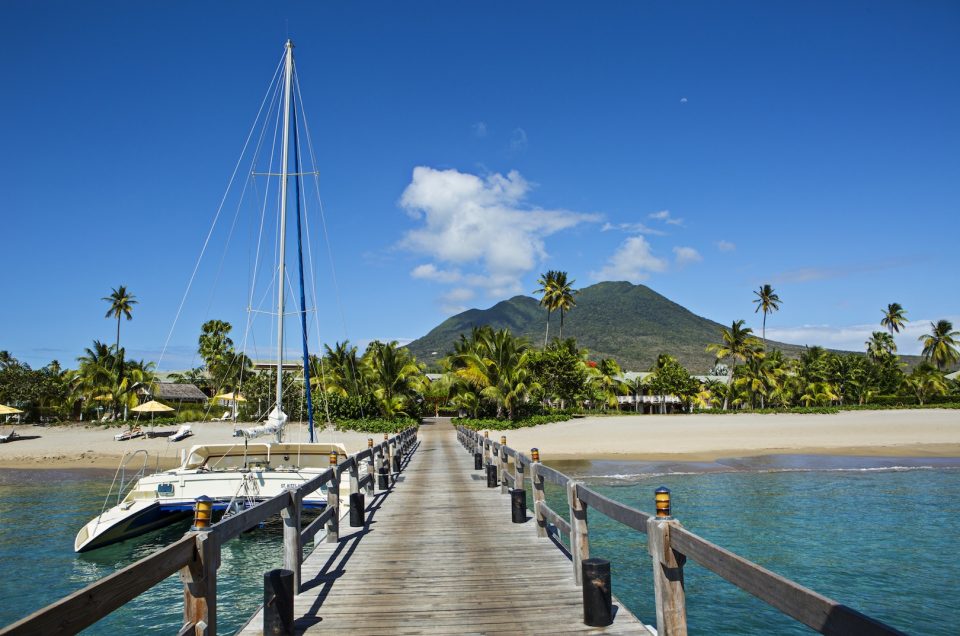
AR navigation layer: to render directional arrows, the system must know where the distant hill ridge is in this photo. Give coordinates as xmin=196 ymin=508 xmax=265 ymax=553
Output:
xmin=406 ymin=281 xmax=813 ymax=372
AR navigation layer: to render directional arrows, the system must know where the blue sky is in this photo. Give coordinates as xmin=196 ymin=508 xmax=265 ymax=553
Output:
xmin=1 ymin=1 xmax=958 ymax=370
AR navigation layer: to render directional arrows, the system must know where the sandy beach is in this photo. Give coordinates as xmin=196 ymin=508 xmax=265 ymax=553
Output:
xmin=0 ymin=421 xmax=385 ymax=469
xmin=1 ymin=409 xmax=958 ymax=468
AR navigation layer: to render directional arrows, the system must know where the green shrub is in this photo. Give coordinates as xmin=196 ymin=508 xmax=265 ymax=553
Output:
xmin=453 ymin=413 xmax=572 ymax=430
xmin=334 ymin=417 xmax=419 ymax=434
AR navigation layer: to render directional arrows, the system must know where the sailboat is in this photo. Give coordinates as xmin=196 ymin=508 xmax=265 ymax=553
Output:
xmin=75 ymin=41 xmax=350 ymax=552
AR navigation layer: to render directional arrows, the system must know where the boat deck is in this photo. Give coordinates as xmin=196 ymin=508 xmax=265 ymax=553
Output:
xmin=238 ymin=419 xmax=652 ymax=634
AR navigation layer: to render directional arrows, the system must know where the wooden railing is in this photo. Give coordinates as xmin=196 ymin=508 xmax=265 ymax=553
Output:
xmin=457 ymin=426 xmax=905 ymax=636
xmin=0 ymin=427 xmax=418 ymax=636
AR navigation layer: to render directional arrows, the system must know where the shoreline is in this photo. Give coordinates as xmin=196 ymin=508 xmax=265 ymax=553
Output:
xmin=1 ymin=409 xmax=958 ymax=469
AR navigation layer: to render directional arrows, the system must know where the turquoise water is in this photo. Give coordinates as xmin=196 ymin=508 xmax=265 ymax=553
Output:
xmin=547 ymin=456 xmax=960 ymax=635
xmin=1 ymin=458 xmax=957 ymax=634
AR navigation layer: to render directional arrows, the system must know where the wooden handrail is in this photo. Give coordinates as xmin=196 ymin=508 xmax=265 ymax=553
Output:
xmin=456 ymin=425 xmax=903 ymax=636
xmin=1 ymin=535 xmax=196 ymax=636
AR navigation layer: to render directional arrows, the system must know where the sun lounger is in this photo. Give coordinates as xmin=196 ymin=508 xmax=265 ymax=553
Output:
xmin=170 ymin=425 xmax=193 ymax=442
xmin=212 ymin=410 xmax=232 ymax=422
xmin=0 ymin=429 xmax=17 ymax=443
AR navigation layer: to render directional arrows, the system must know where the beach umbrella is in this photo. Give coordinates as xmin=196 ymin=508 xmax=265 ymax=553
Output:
xmin=0 ymin=404 xmax=23 ymax=415
xmin=212 ymin=392 xmax=247 ymax=403
xmin=132 ymin=400 xmax=175 ymax=413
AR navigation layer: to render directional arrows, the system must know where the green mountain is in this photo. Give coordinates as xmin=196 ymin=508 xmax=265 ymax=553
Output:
xmin=406 ymin=281 xmax=811 ymax=372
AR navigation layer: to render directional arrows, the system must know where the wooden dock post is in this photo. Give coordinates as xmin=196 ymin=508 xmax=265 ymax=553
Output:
xmin=499 ymin=437 xmax=509 ymax=495
xmin=567 ymin=481 xmax=590 ymax=586
xmin=281 ymin=489 xmax=302 ymax=593
xmin=326 ymin=452 xmax=340 ymax=543
xmin=365 ymin=438 xmax=375 ymax=497
xmin=514 ymin=451 xmax=524 ymax=491
xmin=646 ymin=487 xmax=687 ymax=636
xmin=530 ymin=448 xmax=547 ymax=538
xmin=180 ymin=531 xmax=218 ymax=636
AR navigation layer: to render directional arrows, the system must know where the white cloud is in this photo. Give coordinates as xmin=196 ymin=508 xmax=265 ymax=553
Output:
xmin=601 ymin=221 xmax=666 ymax=236
xmin=716 ymin=240 xmax=736 ymax=251
xmin=648 ymin=209 xmax=684 ymax=226
xmin=443 ymin=287 xmax=475 ymax=303
xmin=765 ymin=316 xmax=960 ymax=355
xmin=591 ymin=235 xmax=667 ymax=282
xmin=510 ymin=127 xmax=528 ymax=152
xmin=399 ymin=166 xmax=599 ymax=300
xmin=472 ymin=122 xmax=487 ymax=138
xmin=680 ymin=97 xmax=688 ymax=103
xmin=673 ymin=246 xmax=702 ymax=265
xmin=410 ymin=263 xmax=462 ymax=283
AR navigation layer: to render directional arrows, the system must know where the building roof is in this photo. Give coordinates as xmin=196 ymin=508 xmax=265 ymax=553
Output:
xmin=151 ymin=382 xmax=208 ymax=402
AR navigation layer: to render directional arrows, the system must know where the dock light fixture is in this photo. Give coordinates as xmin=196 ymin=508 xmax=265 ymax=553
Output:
xmin=655 ymin=486 xmax=671 ymax=518
xmin=531 ymin=448 xmax=540 ymax=462
xmin=500 ymin=435 xmax=507 ymax=446
xmin=329 ymin=451 xmax=339 ymax=467
xmin=192 ymin=495 xmax=213 ymax=531
xmin=367 ymin=438 xmax=373 ymax=448
xmin=484 ymin=430 xmax=489 ymax=439
xmin=384 ymin=433 xmax=389 ymax=441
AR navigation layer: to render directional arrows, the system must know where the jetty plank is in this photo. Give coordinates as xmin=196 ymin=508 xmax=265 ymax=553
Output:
xmin=238 ymin=419 xmax=652 ymax=635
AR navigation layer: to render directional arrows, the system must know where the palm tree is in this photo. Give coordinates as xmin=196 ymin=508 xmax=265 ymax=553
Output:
xmin=553 ymin=271 xmax=578 ymax=339
xmin=533 ymin=271 xmax=559 ymax=346
xmin=103 ymin=286 xmax=138 ymax=354
xmin=706 ymin=319 xmax=763 ymax=410
xmin=881 ymin=303 xmax=908 ymax=336
xmin=919 ymin=320 xmax=960 ymax=371
xmin=752 ymin=284 xmax=781 ymax=347
xmin=361 ymin=341 xmax=424 ymax=418
xmin=453 ymin=328 xmax=538 ymax=419
xmin=865 ymin=331 xmax=897 ymax=362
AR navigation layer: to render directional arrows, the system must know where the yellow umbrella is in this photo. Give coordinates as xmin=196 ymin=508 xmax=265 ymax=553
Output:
xmin=132 ymin=400 xmax=175 ymax=413
xmin=212 ymin=392 xmax=247 ymax=403
xmin=0 ymin=404 xmax=23 ymax=415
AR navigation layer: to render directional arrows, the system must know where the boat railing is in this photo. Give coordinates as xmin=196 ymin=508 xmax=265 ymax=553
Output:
xmin=456 ymin=425 xmax=906 ymax=636
xmin=0 ymin=426 xmax=419 ymax=636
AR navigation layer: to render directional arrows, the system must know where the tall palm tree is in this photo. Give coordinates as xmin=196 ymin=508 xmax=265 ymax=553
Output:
xmin=553 ymin=271 xmax=578 ymax=339
xmin=919 ymin=320 xmax=960 ymax=371
xmin=533 ymin=271 xmax=559 ymax=346
xmin=103 ymin=286 xmax=138 ymax=354
xmin=706 ymin=319 xmax=763 ymax=410
xmin=865 ymin=331 xmax=897 ymax=362
xmin=752 ymin=284 xmax=781 ymax=347
xmin=881 ymin=303 xmax=908 ymax=336
xmin=361 ymin=341 xmax=424 ymax=418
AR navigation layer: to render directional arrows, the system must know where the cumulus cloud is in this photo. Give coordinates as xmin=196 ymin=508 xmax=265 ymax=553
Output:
xmin=673 ymin=246 xmax=702 ymax=265
xmin=399 ymin=166 xmax=599 ymax=300
xmin=591 ymin=235 xmax=667 ymax=282
xmin=600 ymin=221 xmax=666 ymax=236
xmin=472 ymin=122 xmax=487 ymax=138
xmin=510 ymin=127 xmax=528 ymax=151
xmin=649 ymin=209 xmax=684 ymax=226
xmin=410 ymin=263 xmax=462 ymax=283
xmin=716 ymin=240 xmax=736 ymax=252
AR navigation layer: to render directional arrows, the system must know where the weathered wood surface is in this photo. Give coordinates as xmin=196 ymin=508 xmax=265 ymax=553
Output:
xmin=239 ymin=419 xmax=651 ymax=635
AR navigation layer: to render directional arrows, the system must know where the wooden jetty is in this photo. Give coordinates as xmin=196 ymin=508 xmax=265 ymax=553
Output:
xmin=236 ymin=418 xmax=650 ymax=635
xmin=1 ymin=419 xmax=909 ymax=636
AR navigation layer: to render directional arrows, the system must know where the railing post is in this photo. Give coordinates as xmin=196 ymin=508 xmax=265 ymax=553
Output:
xmin=514 ymin=452 xmax=524 ymax=490
xmin=326 ymin=453 xmax=340 ymax=543
xmin=499 ymin=436 xmax=508 ymax=495
xmin=180 ymin=531 xmax=218 ymax=635
xmin=281 ymin=489 xmax=301 ymax=593
xmin=365 ymin=438 xmax=375 ymax=497
xmin=646 ymin=487 xmax=687 ymax=636
xmin=567 ymin=480 xmax=589 ymax=586
xmin=530 ymin=448 xmax=547 ymax=538
xmin=483 ymin=431 xmax=490 ymax=466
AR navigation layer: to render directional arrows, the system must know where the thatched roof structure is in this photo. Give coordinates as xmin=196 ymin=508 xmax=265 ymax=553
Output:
xmin=150 ymin=382 xmax=208 ymax=403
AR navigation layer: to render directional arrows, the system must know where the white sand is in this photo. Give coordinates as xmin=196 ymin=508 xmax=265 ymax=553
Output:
xmin=1 ymin=410 xmax=958 ymax=468
xmin=490 ymin=409 xmax=960 ymax=461
xmin=0 ymin=421 xmax=383 ymax=469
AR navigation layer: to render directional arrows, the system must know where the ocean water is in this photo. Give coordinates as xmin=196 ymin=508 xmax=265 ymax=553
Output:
xmin=1 ymin=458 xmax=957 ymax=634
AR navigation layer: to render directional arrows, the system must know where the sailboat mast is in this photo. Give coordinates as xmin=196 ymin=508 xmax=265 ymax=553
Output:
xmin=276 ymin=39 xmax=294 ymax=413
